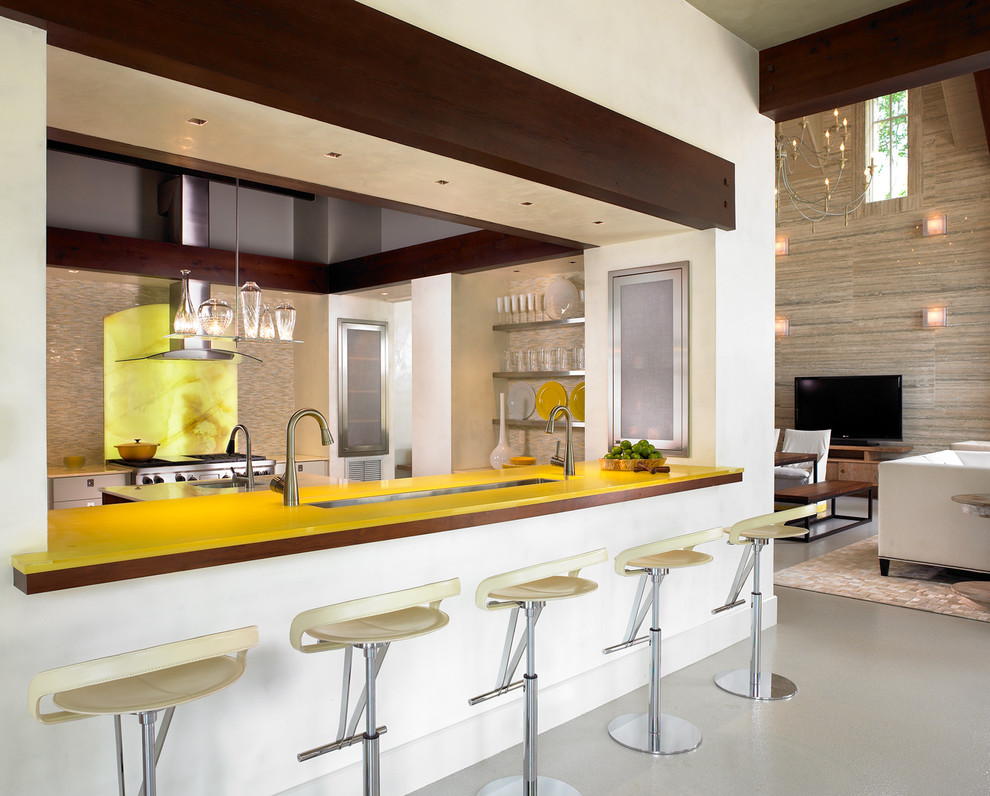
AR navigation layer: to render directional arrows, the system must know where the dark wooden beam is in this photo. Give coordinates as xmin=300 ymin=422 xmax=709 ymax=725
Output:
xmin=47 ymin=226 xmax=577 ymax=294
xmin=974 ymin=69 xmax=990 ymax=154
xmin=47 ymin=227 xmax=330 ymax=293
xmin=760 ymin=0 xmax=990 ymax=121
xmin=328 ymin=231 xmax=581 ymax=293
xmin=1 ymin=0 xmax=734 ymax=230
xmin=49 ymin=128 xmax=588 ymax=251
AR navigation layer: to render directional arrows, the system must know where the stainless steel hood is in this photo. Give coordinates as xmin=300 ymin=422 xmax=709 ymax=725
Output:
xmin=122 ymin=175 xmax=259 ymax=363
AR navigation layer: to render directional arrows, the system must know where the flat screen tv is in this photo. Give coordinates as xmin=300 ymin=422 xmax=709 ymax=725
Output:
xmin=794 ymin=375 xmax=902 ymax=445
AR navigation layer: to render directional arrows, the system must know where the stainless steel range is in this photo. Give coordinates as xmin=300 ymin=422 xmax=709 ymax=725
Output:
xmin=108 ymin=453 xmax=276 ymax=485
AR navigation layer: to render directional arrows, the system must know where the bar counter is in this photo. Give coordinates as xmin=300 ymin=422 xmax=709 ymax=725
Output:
xmin=13 ymin=461 xmax=742 ymax=594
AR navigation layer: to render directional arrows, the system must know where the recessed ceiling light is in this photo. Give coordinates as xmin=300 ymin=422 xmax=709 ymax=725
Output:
xmin=435 ymin=179 xmax=450 ymax=185
xmin=324 ymin=152 xmax=342 ymax=159
xmin=67 ymin=270 xmax=79 ymax=274
xmin=186 ymin=117 xmax=208 ymax=126
xmin=381 ymin=291 xmax=389 ymax=296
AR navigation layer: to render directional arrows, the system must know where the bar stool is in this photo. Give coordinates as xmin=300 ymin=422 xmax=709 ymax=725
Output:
xmin=603 ymin=527 xmax=723 ymax=754
xmin=713 ymin=502 xmax=825 ymax=700
xmin=469 ymin=548 xmax=607 ymax=796
xmin=289 ymin=578 xmax=460 ymax=796
xmin=28 ymin=626 xmax=259 ymax=796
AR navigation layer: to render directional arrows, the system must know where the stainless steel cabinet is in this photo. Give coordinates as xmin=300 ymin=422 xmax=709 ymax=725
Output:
xmin=338 ymin=319 xmax=389 ymax=457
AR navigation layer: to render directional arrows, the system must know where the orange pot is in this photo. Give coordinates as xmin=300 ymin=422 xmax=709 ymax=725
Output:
xmin=115 ymin=439 xmax=160 ymax=461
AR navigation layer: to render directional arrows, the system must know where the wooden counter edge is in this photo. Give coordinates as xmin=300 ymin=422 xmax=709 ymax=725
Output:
xmin=13 ymin=471 xmax=742 ymax=594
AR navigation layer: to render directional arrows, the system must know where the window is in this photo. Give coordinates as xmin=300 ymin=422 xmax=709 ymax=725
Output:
xmin=866 ymin=91 xmax=909 ymax=202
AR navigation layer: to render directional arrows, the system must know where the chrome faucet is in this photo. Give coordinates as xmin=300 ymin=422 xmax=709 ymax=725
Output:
xmin=545 ymin=404 xmax=575 ymax=478
xmin=270 ymin=408 xmax=334 ymax=507
xmin=226 ymin=423 xmax=254 ymax=490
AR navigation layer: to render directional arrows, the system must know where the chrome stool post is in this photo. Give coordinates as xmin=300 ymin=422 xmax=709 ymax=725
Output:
xmin=471 ymin=549 xmax=607 ymax=796
xmin=290 ymin=578 xmax=460 ymax=796
xmin=605 ymin=528 xmax=722 ymax=754
xmin=714 ymin=502 xmax=825 ymax=700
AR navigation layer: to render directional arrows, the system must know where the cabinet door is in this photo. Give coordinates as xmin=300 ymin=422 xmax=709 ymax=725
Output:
xmin=609 ymin=262 xmax=689 ymax=455
xmin=338 ymin=319 xmax=389 ymax=457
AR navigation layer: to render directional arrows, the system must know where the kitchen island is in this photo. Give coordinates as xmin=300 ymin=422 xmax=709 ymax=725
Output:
xmin=14 ymin=461 xmax=742 ymax=594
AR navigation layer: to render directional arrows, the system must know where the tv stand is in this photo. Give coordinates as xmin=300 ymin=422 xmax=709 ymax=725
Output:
xmin=826 ymin=443 xmax=913 ymax=489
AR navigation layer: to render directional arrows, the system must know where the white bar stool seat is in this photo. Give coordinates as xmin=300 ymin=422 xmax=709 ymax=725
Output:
xmin=470 ymin=548 xmax=607 ymax=796
xmin=290 ymin=578 xmax=460 ymax=796
xmin=604 ymin=527 xmax=723 ymax=754
xmin=713 ymin=502 xmax=825 ymax=700
xmin=29 ymin=626 xmax=259 ymax=796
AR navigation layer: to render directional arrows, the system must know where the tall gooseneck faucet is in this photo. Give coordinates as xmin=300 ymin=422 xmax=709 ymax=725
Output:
xmin=545 ymin=404 xmax=575 ymax=478
xmin=270 ymin=408 xmax=334 ymax=507
xmin=226 ymin=423 xmax=254 ymax=490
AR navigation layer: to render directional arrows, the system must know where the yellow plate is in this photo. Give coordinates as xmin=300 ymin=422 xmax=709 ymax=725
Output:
xmin=570 ymin=382 xmax=585 ymax=421
xmin=536 ymin=381 xmax=568 ymax=419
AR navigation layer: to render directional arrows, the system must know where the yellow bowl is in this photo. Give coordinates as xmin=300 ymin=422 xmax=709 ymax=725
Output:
xmin=63 ymin=455 xmax=86 ymax=470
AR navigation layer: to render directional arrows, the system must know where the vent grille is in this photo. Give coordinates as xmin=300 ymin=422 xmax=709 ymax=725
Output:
xmin=347 ymin=458 xmax=382 ymax=482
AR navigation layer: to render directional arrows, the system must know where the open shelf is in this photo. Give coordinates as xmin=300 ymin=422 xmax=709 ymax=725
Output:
xmin=494 ymin=419 xmax=586 ymax=429
xmin=493 ymin=318 xmax=584 ymax=332
xmin=493 ymin=370 xmax=584 ymax=379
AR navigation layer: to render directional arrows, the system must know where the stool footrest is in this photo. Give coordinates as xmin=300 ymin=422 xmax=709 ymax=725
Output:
xmin=297 ymin=726 xmax=388 ymax=762
xmin=711 ymin=598 xmax=746 ymax=615
xmin=468 ymin=679 xmax=524 ymax=706
xmin=603 ymin=635 xmax=650 ymax=655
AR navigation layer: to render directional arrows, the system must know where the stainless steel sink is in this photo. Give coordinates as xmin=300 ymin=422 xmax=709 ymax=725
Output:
xmin=308 ymin=477 xmax=560 ymax=509
xmin=191 ymin=480 xmax=238 ymax=489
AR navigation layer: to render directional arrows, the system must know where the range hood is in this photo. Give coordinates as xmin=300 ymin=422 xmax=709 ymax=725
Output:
xmin=122 ymin=175 xmax=259 ymax=363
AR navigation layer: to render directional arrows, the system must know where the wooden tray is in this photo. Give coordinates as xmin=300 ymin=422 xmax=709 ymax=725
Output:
xmin=599 ymin=457 xmax=668 ymax=473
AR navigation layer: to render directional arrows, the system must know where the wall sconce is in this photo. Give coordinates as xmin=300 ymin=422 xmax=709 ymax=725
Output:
xmin=922 ymin=306 xmax=947 ymax=328
xmin=922 ymin=214 xmax=947 ymax=236
xmin=775 ymin=317 xmax=790 ymax=337
xmin=775 ymin=237 xmax=790 ymax=256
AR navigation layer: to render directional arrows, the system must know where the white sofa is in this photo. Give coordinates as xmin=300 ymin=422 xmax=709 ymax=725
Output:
xmin=878 ymin=449 xmax=990 ymax=575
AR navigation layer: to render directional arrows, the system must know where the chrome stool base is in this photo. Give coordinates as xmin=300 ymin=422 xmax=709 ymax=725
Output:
xmin=607 ymin=712 xmax=702 ymax=754
xmin=714 ymin=668 xmax=797 ymax=701
xmin=479 ymin=774 xmax=581 ymax=796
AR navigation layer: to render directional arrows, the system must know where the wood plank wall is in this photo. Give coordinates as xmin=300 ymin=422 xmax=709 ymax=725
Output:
xmin=775 ymin=82 xmax=990 ymax=453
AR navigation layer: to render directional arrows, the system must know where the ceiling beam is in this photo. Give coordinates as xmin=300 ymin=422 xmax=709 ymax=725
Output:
xmin=760 ymin=0 xmax=990 ymax=121
xmin=2 ymin=0 xmax=734 ymax=231
xmin=974 ymin=69 xmax=990 ymax=153
xmin=47 ymin=227 xmax=331 ymax=293
xmin=328 ymin=231 xmax=581 ymax=293
xmin=47 ymin=227 xmax=576 ymax=295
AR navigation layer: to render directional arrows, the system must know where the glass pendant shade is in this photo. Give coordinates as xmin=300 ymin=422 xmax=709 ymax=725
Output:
xmin=173 ymin=269 xmax=199 ymax=334
xmin=259 ymin=305 xmax=276 ymax=340
xmin=275 ymin=301 xmax=296 ymax=340
xmin=198 ymin=298 xmax=233 ymax=336
xmin=239 ymin=281 xmax=262 ymax=338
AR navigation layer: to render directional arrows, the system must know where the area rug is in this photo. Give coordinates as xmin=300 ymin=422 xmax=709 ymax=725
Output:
xmin=774 ymin=536 xmax=990 ymax=623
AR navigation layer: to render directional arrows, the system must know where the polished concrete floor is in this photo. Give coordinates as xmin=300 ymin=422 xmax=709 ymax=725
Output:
xmin=413 ymin=499 xmax=990 ymax=795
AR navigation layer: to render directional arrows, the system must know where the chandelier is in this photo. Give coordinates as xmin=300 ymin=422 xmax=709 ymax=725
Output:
xmin=775 ymin=109 xmax=876 ymax=227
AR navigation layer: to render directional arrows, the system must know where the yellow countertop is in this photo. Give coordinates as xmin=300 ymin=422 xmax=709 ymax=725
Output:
xmin=102 ymin=472 xmax=339 ymax=501
xmin=14 ymin=461 xmax=743 ymax=593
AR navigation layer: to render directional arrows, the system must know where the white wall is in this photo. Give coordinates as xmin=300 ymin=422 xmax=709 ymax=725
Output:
xmin=411 ymin=274 xmax=453 ymax=476
xmin=451 ymin=271 xmax=504 ymax=470
xmin=2 ymin=1 xmax=777 ymax=793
